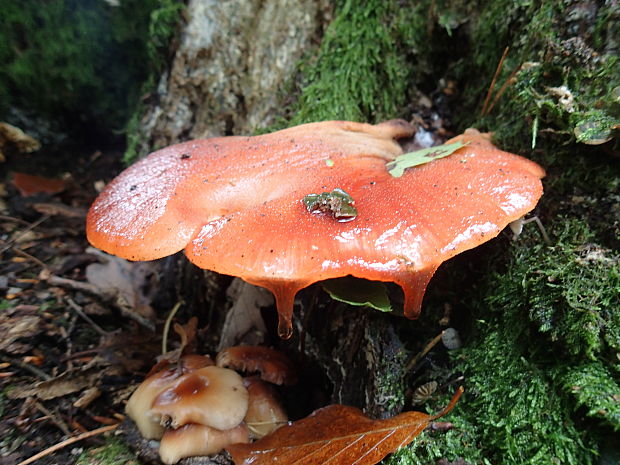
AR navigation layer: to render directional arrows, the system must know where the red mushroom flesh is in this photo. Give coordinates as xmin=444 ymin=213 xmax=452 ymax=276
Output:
xmin=87 ymin=122 xmax=544 ymax=338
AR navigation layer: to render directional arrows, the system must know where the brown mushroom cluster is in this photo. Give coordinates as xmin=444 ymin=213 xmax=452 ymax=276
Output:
xmin=87 ymin=121 xmax=545 ymax=338
xmin=125 ymin=347 xmax=291 ymax=464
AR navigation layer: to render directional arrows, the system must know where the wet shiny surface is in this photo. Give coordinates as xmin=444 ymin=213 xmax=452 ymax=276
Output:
xmin=87 ymin=123 xmax=544 ymax=337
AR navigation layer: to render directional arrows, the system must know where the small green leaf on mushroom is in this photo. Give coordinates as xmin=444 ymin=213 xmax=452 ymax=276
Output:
xmin=302 ymin=188 xmax=358 ymax=222
xmin=386 ymin=141 xmax=468 ymax=178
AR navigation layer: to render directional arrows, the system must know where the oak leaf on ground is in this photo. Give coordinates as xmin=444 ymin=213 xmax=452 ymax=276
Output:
xmin=227 ymin=387 xmax=463 ymax=465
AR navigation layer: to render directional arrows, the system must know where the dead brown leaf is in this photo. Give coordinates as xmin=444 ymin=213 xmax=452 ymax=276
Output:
xmin=31 ymin=202 xmax=87 ymax=218
xmin=227 ymin=388 xmax=463 ymax=465
xmin=8 ymin=368 xmax=100 ymax=401
xmin=0 ymin=122 xmax=41 ymax=157
xmin=85 ymin=248 xmax=158 ymax=321
xmin=11 ymin=172 xmax=66 ymax=197
xmin=218 ymin=279 xmax=272 ymax=350
xmin=0 ymin=306 xmax=45 ymax=354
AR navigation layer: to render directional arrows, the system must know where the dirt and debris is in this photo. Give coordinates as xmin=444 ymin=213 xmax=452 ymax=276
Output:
xmin=0 ymin=146 xmax=165 ymax=465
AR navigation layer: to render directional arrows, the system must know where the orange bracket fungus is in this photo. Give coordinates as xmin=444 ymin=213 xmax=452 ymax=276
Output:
xmin=87 ymin=121 xmax=544 ymax=338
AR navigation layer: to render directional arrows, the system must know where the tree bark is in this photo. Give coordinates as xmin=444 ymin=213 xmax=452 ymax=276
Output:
xmin=134 ymin=0 xmax=331 ymax=157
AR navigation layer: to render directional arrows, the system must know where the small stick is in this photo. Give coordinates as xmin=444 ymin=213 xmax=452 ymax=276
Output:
xmin=481 ymin=47 xmax=509 ymax=116
xmin=16 ymin=423 xmax=119 ymax=465
xmin=34 ymin=401 xmax=71 ymax=436
xmin=66 ymin=297 xmax=109 ymax=336
xmin=162 ymin=301 xmax=183 ymax=355
xmin=485 ymin=63 xmax=522 ymax=116
xmin=11 ymin=247 xmax=48 ymax=269
xmin=0 ymin=354 xmax=51 ymax=381
xmin=0 ymin=213 xmax=50 ymax=255
xmin=406 ymin=330 xmax=445 ymax=373
xmin=46 ymin=274 xmax=108 ymax=297
xmin=0 ymin=214 xmax=31 ymax=226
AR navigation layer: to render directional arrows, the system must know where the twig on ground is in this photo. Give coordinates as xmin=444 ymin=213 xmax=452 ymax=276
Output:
xmin=34 ymin=401 xmax=72 ymax=436
xmin=406 ymin=330 xmax=445 ymax=373
xmin=0 ymin=214 xmax=31 ymax=226
xmin=0 ymin=213 xmax=50 ymax=255
xmin=44 ymin=273 xmax=109 ymax=297
xmin=43 ymin=273 xmax=155 ymax=330
xmin=0 ymin=354 xmax=51 ymax=381
xmin=66 ymin=297 xmax=109 ymax=336
xmin=16 ymin=423 xmax=119 ymax=465
xmin=11 ymin=247 xmax=48 ymax=269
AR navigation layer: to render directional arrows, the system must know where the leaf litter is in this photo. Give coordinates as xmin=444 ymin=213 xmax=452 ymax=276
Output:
xmin=227 ymin=387 xmax=463 ymax=465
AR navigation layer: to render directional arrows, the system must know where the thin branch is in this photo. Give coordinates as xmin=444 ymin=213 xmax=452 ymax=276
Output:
xmin=406 ymin=330 xmax=445 ymax=373
xmin=481 ymin=46 xmax=509 ymax=116
xmin=16 ymin=424 xmax=119 ymax=465
xmin=34 ymin=401 xmax=71 ymax=436
xmin=0 ymin=213 xmax=50 ymax=255
xmin=66 ymin=297 xmax=109 ymax=337
xmin=0 ymin=354 xmax=51 ymax=381
xmin=162 ymin=301 xmax=183 ymax=355
xmin=12 ymin=247 xmax=48 ymax=269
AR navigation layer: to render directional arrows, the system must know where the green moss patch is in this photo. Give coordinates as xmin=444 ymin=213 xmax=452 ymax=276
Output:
xmin=0 ymin=0 xmax=182 ymax=137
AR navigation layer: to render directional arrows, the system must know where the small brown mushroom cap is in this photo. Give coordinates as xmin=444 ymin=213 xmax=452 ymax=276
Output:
xmin=243 ymin=377 xmax=288 ymax=439
xmin=125 ymin=355 xmax=214 ymax=439
xmin=216 ymin=346 xmax=297 ymax=385
xmin=158 ymin=422 xmax=250 ymax=465
xmin=151 ymin=366 xmax=249 ymax=431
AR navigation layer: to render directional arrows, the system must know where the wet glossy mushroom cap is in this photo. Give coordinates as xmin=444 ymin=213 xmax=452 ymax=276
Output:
xmin=243 ymin=377 xmax=288 ymax=439
xmin=87 ymin=122 xmax=544 ymax=338
xmin=216 ymin=346 xmax=297 ymax=386
xmin=158 ymin=422 xmax=250 ymax=465
xmin=150 ymin=366 xmax=249 ymax=431
xmin=187 ymin=128 xmax=544 ymax=336
xmin=125 ymin=354 xmax=214 ymax=439
xmin=87 ymin=120 xmax=412 ymax=261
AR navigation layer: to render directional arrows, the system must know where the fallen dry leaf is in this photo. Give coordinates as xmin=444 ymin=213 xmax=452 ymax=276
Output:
xmin=227 ymin=387 xmax=463 ymax=465
xmin=32 ymin=201 xmax=87 ymax=218
xmin=0 ymin=122 xmax=41 ymax=158
xmin=0 ymin=306 xmax=45 ymax=354
xmin=11 ymin=172 xmax=66 ymax=196
xmin=85 ymin=247 xmax=158 ymax=320
xmin=8 ymin=368 xmax=100 ymax=401
xmin=218 ymin=279 xmax=272 ymax=350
